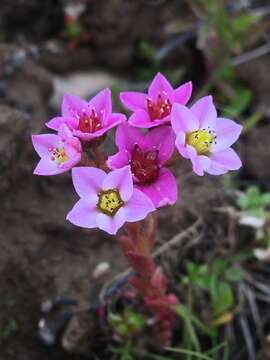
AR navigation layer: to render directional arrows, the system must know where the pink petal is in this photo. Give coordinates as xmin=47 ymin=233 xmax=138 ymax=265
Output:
xmin=62 ymin=143 xmax=81 ymax=167
xmin=171 ymin=103 xmax=199 ymax=134
xmin=178 ymin=146 xmax=189 ymax=159
xmin=72 ymin=130 xmax=99 ymax=141
xmin=138 ymin=168 xmax=178 ymax=208
xmin=186 ymin=145 xmax=210 ymax=176
xmin=212 ymin=118 xmax=242 ymax=152
xmin=174 ymin=81 xmax=192 ymax=105
xmin=107 ymin=150 xmax=130 ymax=170
xmin=207 ymin=147 xmax=242 ymax=175
xmin=33 ymin=158 xmax=63 ymax=176
xmin=148 ymin=72 xmax=174 ymax=102
xmin=57 ymin=123 xmax=73 ymax=139
xmin=120 ymin=92 xmax=147 ymax=111
xmin=124 ymin=189 xmax=155 ymax=221
xmin=144 ymin=126 xmax=176 ymax=165
xmin=96 ymin=207 xmax=126 ymax=235
xmin=46 ymin=117 xmax=67 ymax=131
xmin=72 ymin=167 xmax=106 ymax=197
xmin=62 ymin=93 xmax=88 ymax=118
xmin=66 ymin=196 xmax=99 ymax=228
xmin=88 ymin=88 xmax=112 ymax=117
xmin=129 ymin=109 xmax=167 ymax=128
xmin=191 ymin=96 xmax=217 ymax=129
xmin=102 ymin=166 xmax=133 ymax=201
xmin=115 ymin=123 xmax=144 ymax=152
xmin=175 ymin=131 xmax=186 ymax=148
xmin=101 ymin=112 xmax=126 ymax=130
xmin=32 ymin=134 xmax=61 ymax=157
xmin=59 ymin=156 xmax=80 ymax=171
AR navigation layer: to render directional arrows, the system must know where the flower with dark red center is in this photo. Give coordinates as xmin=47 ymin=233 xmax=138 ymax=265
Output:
xmin=130 ymin=144 xmax=160 ymax=185
xmin=46 ymin=88 xmax=126 ymax=142
xmin=107 ymin=123 xmax=177 ymax=208
xmin=147 ymin=94 xmax=172 ymax=121
xmin=120 ymin=72 xmax=192 ymax=128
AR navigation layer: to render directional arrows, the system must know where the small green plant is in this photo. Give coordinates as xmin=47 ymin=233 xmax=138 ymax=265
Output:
xmin=237 ymin=186 xmax=270 ymax=218
xmin=183 ymin=259 xmax=243 ymax=318
xmin=109 ymin=308 xmax=146 ymax=360
xmin=0 ymin=319 xmax=17 ymax=339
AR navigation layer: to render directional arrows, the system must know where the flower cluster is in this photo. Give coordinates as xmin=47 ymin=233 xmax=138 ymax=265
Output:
xmin=32 ymin=72 xmax=242 ymax=346
xmin=32 ymin=72 xmax=242 ymax=234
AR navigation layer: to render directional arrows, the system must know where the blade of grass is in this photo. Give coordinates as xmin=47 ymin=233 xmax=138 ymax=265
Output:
xmin=175 ymin=304 xmax=215 ymax=337
xmin=205 ymin=341 xmax=226 ymax=356
xmin=144 ymin=353 xmax=174 ymax=360
xmin=165 ymin=347 xmax=213 ymax=360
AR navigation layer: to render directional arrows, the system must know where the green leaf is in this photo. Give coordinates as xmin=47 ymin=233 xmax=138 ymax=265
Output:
xmin=225 ymin=265 xmax=243 ymax=282
xmin=222 ymin=87 xmax=251 ymax=118
xmin=237 ymin=195 xmax=250 ymax=209
xmin=231 ymin=13 xmax=260 ymax=33
xmin=127 ymin=311 xmax=145 ymax=330
xmin=210 ymin=259 xmax=226 ymax=302
xmin=213 ymin=282 xmax=234 ymax=315
xmin=261 ymin=193 xmax=270 ymax=206
xmin=175 ymin=304 xmax=215 ymax=337
xmin=0 ymin=319 xmax=17 ymax=338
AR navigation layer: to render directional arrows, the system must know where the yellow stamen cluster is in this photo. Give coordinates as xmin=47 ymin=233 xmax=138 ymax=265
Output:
xmin=186 ymin=129 xmax=214 ymax=156
xmin=51 ymin=147 xmax=68 ymax=164
xmin=97 ymin=189 xmax=124 ymax=216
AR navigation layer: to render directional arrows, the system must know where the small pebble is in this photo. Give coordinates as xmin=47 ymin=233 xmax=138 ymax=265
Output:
xmin=13 ymin=50 xmax=26 ymax=68
xmin=41 ymin=299 xmax=53 ymax=313
xmin=92 ymin=262 xmax=110 ymax=279
xmin=38 ymin=318 xmax=56 ymax=347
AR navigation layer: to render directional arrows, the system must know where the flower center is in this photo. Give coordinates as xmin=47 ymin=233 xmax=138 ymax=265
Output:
xmin=97 ymin=189 xmax=124 ymax=216
xmin=78 ymin=109 xmax=102 ymax=133
xmin=186 ymin=129 xmax=215 ymax=155
xmin=130 ymin=144 xmax=160 ymax=185
xmin=49 ymin=147 xmax=68 ymax=164
xmin=147 ymin=93 xmax=172 ymax=120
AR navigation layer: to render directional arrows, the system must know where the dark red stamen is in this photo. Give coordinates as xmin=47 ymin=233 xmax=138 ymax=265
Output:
xmin=147 ymin=93 xmax=172 ymax=120
xmin=130 ymin=144 xmax=160 ymax=185
xmin=78 ymin=109 xmax=102 ymax=133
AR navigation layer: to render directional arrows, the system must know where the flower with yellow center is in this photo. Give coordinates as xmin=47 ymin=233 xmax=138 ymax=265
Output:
xmin=97 ymin=189 xmax=124 ymax=216
xmin=67 ymin=166 xmax=155 ymax=235
xmin=52 ymin=147 xmax=69 ymax=164
xmin=171 ymin=96 xmax=242 ymax=176
xmin=186 ymin=129 xmax=214 ymax=156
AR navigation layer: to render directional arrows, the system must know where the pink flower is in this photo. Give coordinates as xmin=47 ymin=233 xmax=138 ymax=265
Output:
xmin=67 ymin=166 xmax=155 ymax=235
xmin=32 ymin=125 xmax=82 ymax=176
xmin=171 ymin=96 xmax=242 ymax=176
xmin=107 ymin=123 xmax=178 ymax=208
xmin=46 ymin=88 xmax=126 ymax=142
xmin=120 ymin=72 xmax=192 ymax=128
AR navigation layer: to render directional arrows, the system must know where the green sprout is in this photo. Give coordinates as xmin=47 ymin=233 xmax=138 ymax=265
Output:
xmin=237 ymin=186 xmax=270 ymax=219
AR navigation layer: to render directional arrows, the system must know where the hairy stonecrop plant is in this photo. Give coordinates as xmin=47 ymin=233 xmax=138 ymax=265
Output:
xmin=32 ymin=73 xmax=242 ymax=346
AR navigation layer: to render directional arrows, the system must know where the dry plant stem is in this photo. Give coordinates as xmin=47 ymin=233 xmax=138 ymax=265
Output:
xmin=91 ymin=146 xmax=109 ymax=172
xmin=79 ymin=152 xmax=97 ymax=167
